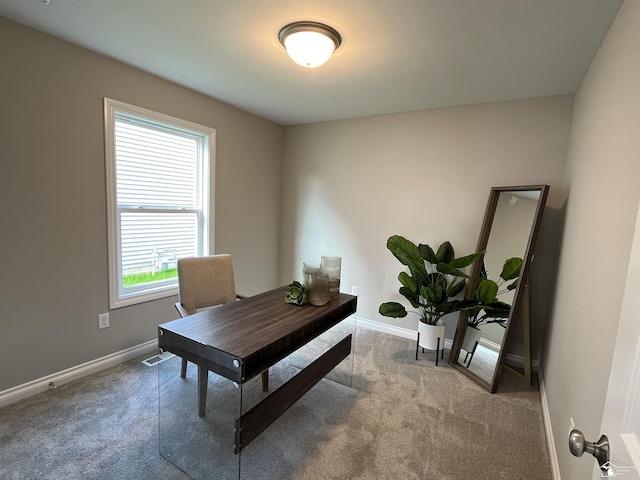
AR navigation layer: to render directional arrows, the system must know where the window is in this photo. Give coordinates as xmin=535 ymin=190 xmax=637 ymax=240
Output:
xmin=104 ymin=98 xmax=213 ymax=308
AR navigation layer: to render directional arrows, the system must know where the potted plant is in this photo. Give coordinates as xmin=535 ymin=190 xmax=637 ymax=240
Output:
xmin=461 ymin=257 xmax=522 ymax=354
xmin=379 ymin=235 xmax=483 ymax=355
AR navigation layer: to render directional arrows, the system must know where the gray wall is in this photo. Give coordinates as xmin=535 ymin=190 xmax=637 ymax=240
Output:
xmin=544 ymin=1 xmax=640 ymax=478
xmin=0 ymin=17 xmax=283 ymax=391
xmin=279 ymin=96 xmax=572 ymax=355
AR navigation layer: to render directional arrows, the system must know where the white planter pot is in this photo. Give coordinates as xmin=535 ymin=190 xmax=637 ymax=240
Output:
xmin=462 ymin=326 xmax=482 ymax=353
xmin=417 ymin=322 xmax=445 ymax=351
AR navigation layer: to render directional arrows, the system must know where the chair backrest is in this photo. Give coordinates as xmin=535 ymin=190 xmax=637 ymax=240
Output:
xmin=177 ymin=254 xmax=237 ymax=315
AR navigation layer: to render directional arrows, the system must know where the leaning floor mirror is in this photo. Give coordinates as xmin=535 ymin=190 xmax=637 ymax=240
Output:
xmin=449 ymin=185 xmax=549 ymax=393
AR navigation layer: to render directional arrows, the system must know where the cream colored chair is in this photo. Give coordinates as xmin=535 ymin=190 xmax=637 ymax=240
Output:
xmin=174 ymin=254 xmax=268 ymax=392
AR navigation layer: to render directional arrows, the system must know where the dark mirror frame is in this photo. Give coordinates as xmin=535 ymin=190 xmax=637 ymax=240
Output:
xmin=449 ymin=185 xmax=550 ymax=393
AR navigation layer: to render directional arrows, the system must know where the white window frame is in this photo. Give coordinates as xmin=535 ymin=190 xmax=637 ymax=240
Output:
xmin=103 ymin=98 xmax=213 ymax=309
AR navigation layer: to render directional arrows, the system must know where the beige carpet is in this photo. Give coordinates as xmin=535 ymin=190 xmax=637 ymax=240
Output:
xmin=0 ymin=327 xmax=551 ymax=479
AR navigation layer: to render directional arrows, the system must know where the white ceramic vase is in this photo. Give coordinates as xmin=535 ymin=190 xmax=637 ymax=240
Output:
xmin=462 ymin=326 xmax=482 ymax=353
xmin=417 ymin=321 xmax=445 ymax=351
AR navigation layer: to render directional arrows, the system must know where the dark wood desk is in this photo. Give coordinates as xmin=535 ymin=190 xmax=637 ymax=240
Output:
xmin=158 ymin=286 xmax=357 ymax=453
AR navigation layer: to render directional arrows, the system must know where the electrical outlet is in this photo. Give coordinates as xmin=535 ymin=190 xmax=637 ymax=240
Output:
xmin=351 ymin=286 xmax=359 ymax=296
xmin=98 ymin=312 xmax=110 ymax=329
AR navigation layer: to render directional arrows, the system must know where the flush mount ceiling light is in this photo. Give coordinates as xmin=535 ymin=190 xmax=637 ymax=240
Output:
xmin=278 ymin=21 xmax=342 ymax=68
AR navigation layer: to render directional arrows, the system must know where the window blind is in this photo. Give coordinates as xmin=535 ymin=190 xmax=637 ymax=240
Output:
xmin=114 ymin=115 xmax=201 ymax=278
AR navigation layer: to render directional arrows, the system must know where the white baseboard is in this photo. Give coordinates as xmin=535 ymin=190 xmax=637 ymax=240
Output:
xmin=355 ymin=316 xmax=418 ymax=340
xmin=355 ymin=316 xmax=455 ymax=349
xmin=479 ymin=337 xmax=501 ymax=352
xmin=538 ymin=366 xmax=561 ymax=480
xmin=0 ymin=339 xmax=158 ymax=408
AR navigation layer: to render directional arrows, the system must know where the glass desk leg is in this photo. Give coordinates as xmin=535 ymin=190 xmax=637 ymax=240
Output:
xmin=159 ymin=353 xmax=241 ymax=480
xmin=239 ymin=315 xmax=358 ymax=478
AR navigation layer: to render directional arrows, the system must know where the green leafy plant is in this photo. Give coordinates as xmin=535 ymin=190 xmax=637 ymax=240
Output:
xmin=285 ymin=281 xmax=307 ymax=306
xmin=379 ymin=235 xmax=483 ymax=325
xmin=465 ymin=257 xmax=522 ymax=329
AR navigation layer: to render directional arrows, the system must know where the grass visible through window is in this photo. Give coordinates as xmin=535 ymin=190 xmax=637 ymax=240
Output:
xmin=123 ymin=268 xmax=177 ymax=287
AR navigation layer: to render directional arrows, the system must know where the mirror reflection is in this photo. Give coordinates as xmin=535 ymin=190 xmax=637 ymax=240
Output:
xmin=450 ymin=185 xmax=549 ymax=392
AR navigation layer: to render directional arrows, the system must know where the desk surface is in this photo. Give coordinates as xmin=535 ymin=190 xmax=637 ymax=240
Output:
xmin=158 ymin=286 xmax=357 ymax=383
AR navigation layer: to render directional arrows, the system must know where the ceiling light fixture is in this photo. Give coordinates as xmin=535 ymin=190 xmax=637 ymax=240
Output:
xmin=278 ymin=21 xmax=342 ymax=69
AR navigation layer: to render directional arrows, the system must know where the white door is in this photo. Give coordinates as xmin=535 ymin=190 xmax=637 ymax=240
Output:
xmin=590 ymin=202 xmax=640 ymax=479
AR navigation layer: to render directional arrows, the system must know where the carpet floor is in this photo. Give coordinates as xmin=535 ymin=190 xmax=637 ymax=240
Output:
xmin=0 ymin=327 xmax=551 ymax=479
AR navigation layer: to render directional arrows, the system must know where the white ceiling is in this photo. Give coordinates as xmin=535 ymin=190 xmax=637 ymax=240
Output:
xmin=0 ymin=0 xmax=623 ymax=126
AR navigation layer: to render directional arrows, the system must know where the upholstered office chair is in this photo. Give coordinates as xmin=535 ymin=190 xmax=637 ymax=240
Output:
xmin=174 ymin=254 xmax=268 ymax=391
